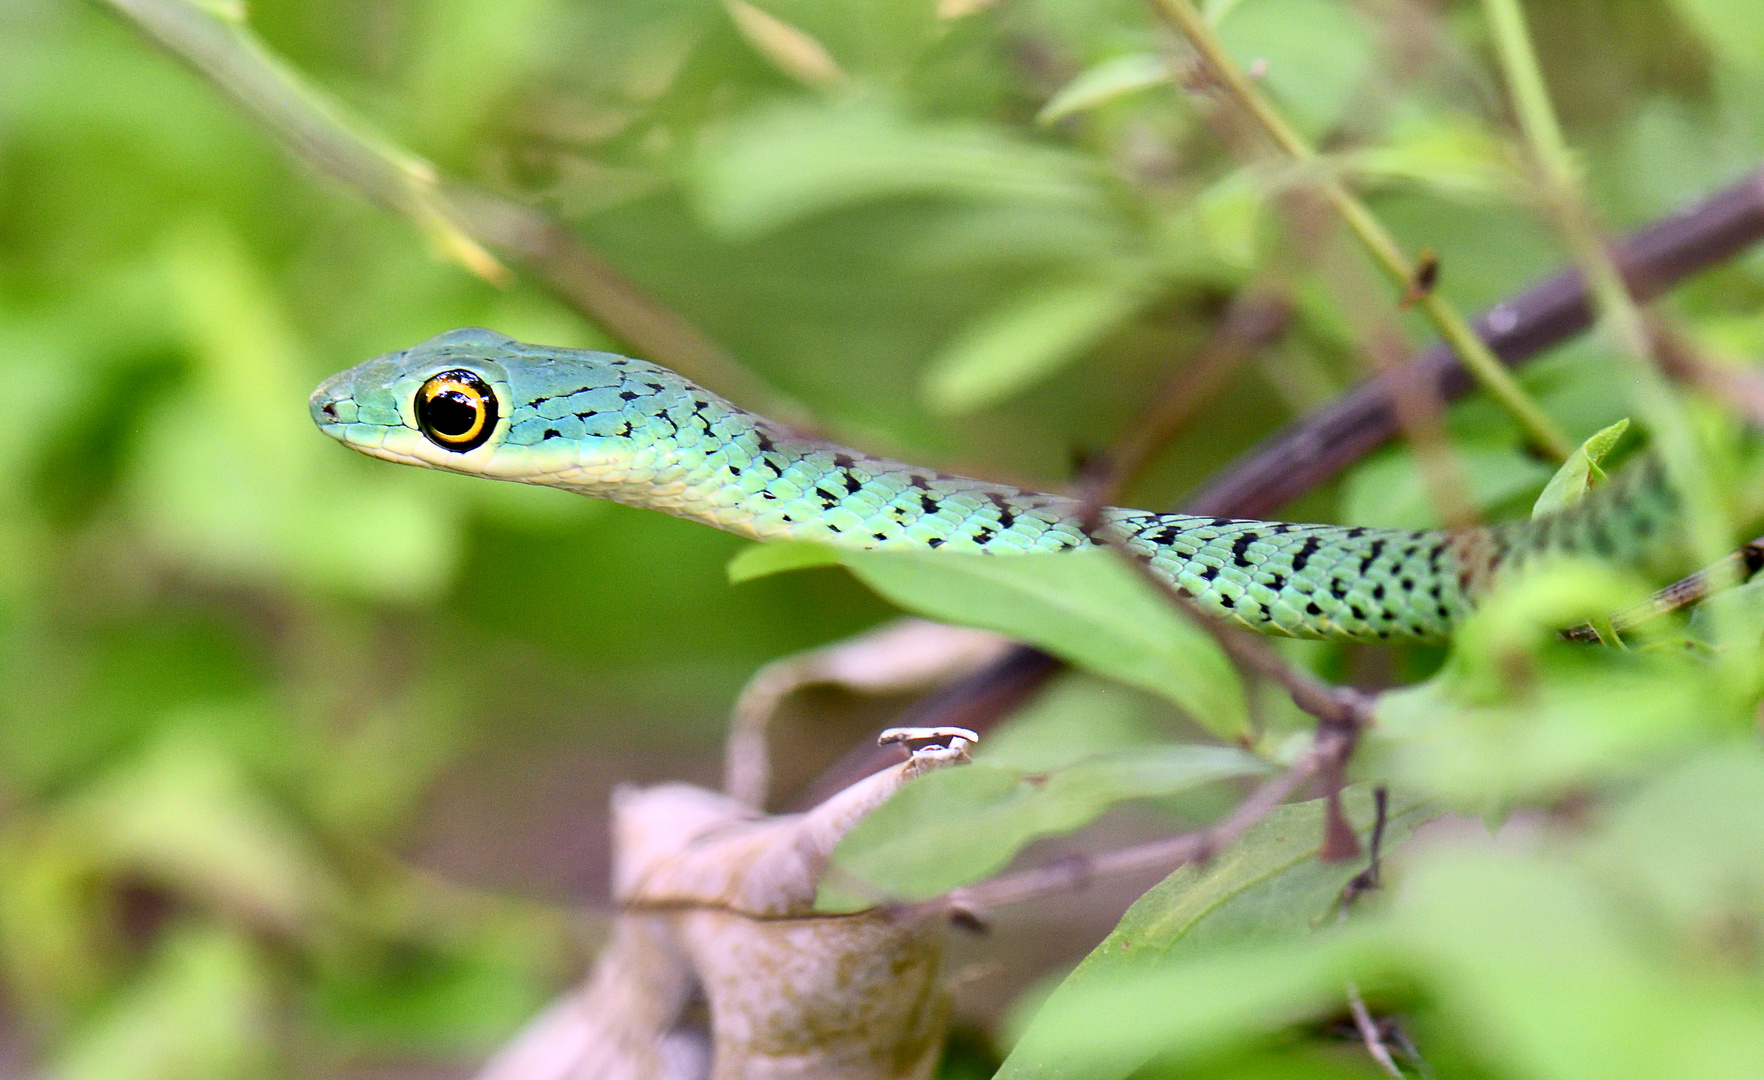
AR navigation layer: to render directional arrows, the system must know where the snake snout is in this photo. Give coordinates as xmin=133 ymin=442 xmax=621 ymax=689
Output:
xmin=308 ymin=371 xmax=358 ymax=434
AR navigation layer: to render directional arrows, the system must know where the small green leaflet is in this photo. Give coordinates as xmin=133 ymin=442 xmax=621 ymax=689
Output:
xmin=921 ymin=273 xmax=1155 ymax=415
xmin=1532 ymin=418 xmax=1629 ymax=519
xmin=816 ymin=745 xmax=1268 ymax=911
xmin=1037 ymin=54 xmax=1173 ymax=125
xmin=729 ymin=543 xmax=1249 ymax=737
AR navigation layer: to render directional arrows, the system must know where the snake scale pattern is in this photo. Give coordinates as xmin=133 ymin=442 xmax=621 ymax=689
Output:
xmin=311 ymin=329 xmax=1678 ymax=642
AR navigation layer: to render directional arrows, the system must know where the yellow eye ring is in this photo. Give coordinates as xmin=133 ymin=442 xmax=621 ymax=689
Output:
xmin=416 ymin=370 xmax=499 ymax=452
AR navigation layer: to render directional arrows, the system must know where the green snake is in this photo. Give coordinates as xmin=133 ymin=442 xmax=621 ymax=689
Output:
xmin=311 ymin=328 xmax=1678 ymax=642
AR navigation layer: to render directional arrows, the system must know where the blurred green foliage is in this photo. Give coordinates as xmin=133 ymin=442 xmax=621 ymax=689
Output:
xmin=3 ymin=0 xmax=1764 ymax=1075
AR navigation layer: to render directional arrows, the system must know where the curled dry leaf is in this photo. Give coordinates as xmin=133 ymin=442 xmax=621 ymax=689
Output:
xmin=476 ymin=731 xmax=976 ymax=1080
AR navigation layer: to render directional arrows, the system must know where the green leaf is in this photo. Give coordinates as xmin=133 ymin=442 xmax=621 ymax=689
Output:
xmin=1037 ymin=53 xmax=1173 ymax=125
xmin=691 ymin=97 xmax=1108 ymax=239
xmin=817 ymin=745 xmax=1268 ymax=910
xmin=51 ymin=926 xmax=272 ymax=1080
xmin=1389 ymin=848 xmax=1764 ymax=1080
xmin=976 ymin=674 xmax=1167 ymax=773
xmin=1532 ymin=418 xmax=1629 ymax=519
xmin=1666 ymin=0 xmax=1764 ymax=75
xmin=998 ymin=788 xmax=1431 ymax=1080
xmin=997 ymin=923 xmax=1382 ymax=1080
xmin=1348 ymin=114 xmax=1525 ymax=203
xmin=71 ymin=729 xmax=342 ymax=935
xmin=730 ymin=544 xmax=1248 ymax=733
xmin=727 ymin=539 xmax=844 ymax=583
xmin=847 ymin=548 xmax=1248 ymax=735
xmin=1367 ymin=563 xmax=1744 ymax=810
xmin=921 ymin=273 xmax=1155 ymax=414
xmin=131 ymin=221 xmax=461 ymax=601
xmin=1587 ymin=747 xmax=1764 ymax=928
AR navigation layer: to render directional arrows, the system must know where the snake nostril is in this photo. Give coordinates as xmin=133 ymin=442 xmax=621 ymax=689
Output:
xmin=321 ymin=401 xmax=338 ymax=419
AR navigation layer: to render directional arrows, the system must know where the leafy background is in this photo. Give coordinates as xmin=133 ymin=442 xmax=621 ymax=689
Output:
xmin=2 ymin=0 xmax=1764 ymax=1076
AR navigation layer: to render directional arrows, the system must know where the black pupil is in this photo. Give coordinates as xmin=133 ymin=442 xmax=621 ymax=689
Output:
xmin=426 ymin=390 xmax=478 ymax=437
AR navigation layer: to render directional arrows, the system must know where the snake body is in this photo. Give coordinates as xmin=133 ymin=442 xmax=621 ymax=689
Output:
xmin=311 ymin=328 xmax=1678 ymax=642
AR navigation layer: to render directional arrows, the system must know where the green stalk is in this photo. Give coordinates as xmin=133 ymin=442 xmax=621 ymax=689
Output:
xmin=1481 ymin=0 xmax=1727 ymax=568
xmin=1151 ymin=0 xmax=1574 ymax=460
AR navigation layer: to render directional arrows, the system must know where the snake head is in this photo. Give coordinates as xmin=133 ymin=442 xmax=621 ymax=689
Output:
xmin=311 ymin=327 xmax=694 ymax=492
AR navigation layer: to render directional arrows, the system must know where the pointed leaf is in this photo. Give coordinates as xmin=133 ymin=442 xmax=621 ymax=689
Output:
xmin=1533 ymin=418 xmax=1629 ymax=519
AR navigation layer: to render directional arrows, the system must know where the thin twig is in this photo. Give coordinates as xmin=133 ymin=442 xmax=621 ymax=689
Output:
xmin=1559 ymin=536 xmax=1764 ymax=643
xmin=1150 ymin=0 xmax=1572 ymax=459
xmin=1347 ymin=982 xmax=1407 ymax=1078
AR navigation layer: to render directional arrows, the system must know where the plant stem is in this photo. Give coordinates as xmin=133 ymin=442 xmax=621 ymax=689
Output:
xmin=1150 ymin=0 xmax=1573 ymax=460
xmin=1480 ymin=0 xmax=1727 ymax=567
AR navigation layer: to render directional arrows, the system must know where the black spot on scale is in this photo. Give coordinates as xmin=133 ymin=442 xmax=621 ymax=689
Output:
xmin=1373 ymin=583 xmax=1386 ymax=600
xmin=1218 ymin=594 xmax=1237 ymax=610
xmin=1152 ymin=525 xmax=1184 ymax=545
xmin=619 ymin=390 xmax=639 ymax=401
xmin=543 ymin=428 xmax=561 ymax=440
xmin=842 ymin=473 xmax=863 ymax=495
xmin=1231 ymin=532 xmax=1259 ymax=567
xmin=815 ymin=487 xmax=839 ymax=509
xmin=1350 ymin=604 xmax=1365 ymax=620
xmin=918 ymin=494 xmax=939 ymax=515
xmin=1437 ymin=604 xmax=1451 ymax=620
xmin=1361 ymin=539 xmax=1386 ymax=574
xmin=1210 ymin=518 xmax=1234 ymax=528
xmin=1330 ymin=579 xmax=1347 ymax=600
xmin=927 ymin=538 xmax=944 ymax=549
xmin=755 ymin=432 xmax=776 ymax=453
xmin=910 ymin=475 xmax=931 ymax=490
xmin=1306 ymin=601 xmax=1323 ymax=616
xmin=1345 ymin=526 xmax=1367 ymax=539
xmin=873 ymin=532 xmax=887 ymax=541
xmin=1291 ymin=536 xmax=1321 ymax=572
xmin=1401 ymin=578 xmax=1415 ymax=592
xmin=987 ymin=492 xmax=1017 ymax=529
xmin=973 ymin=527 xmax=996 ymax=544
xmin=1198 ymin=564 xmax=1219 ymax=581
xmin=1266 ymin=572 xmax=1286 ymax=591
xmin=834 ymin=453 xmax=855 ymax=468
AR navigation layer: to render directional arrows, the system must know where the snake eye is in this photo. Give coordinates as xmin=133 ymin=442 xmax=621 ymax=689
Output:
xmin=416 ymin=370 xmax=498 ymax=452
